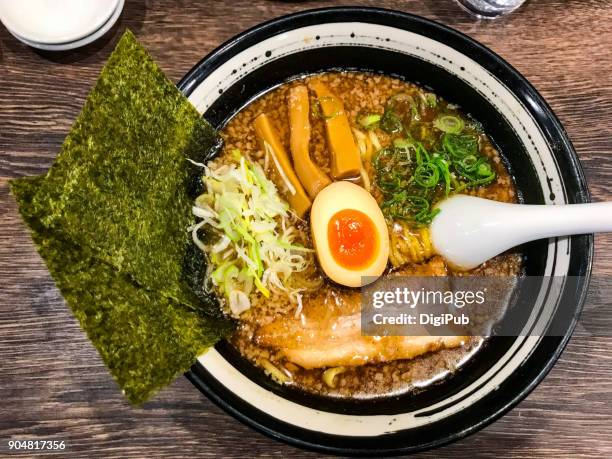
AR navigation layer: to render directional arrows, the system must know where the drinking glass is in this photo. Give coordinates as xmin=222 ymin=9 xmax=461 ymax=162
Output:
xmin=455 ymin=0 xmax=527 ymax=18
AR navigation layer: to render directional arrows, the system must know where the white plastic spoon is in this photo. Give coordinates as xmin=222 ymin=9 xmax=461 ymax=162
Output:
xmin=430 ymin=195 xmax=612 ymax=270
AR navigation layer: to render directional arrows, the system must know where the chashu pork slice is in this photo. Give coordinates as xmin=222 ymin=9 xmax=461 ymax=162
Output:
xmin=256 ymin=257 xmax=468 ymax=369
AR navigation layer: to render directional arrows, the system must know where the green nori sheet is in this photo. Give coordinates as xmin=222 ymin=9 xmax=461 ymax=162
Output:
xmin=11 ymin=177 xmax=233 ymax=404
xmin=10 ymin=30 xmax=234 ymax=404
xmin=31 ymin=29 xmax=219 ymax=315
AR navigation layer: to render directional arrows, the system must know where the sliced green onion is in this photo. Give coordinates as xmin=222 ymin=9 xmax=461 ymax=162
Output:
xmin=470 ymin=176 xmax=496 ymax=186
xmin=393 ymin=138 xmax=412 ymax=149
xmin=357 ymin=113 xmax=381 ymax=130
xmin=447 ymin=133 xmax=478 ymax=156
xmin=424 ymin=93 xmax=437 ymax=108
xmin=413 ymin=162 xmax=440 ymax=188
xmin=387 ymin=93 xmax=414 ymax=111
xmin=477 ymin=162 xmax=493 ymax=177
xmin=381 ymin=192 xmax=440 ymax=225
xmin=413 ymin=142 xmax=430 ymax=165
xmin=393 ymin=138 xmax=413 ymax=163
xmin=433 ymin=157 xmax=451 ymax=196
xmin=433 ymin=115 xmax=465 ymax=134
xmin=380 ymin=109 xmax=403 ymax=134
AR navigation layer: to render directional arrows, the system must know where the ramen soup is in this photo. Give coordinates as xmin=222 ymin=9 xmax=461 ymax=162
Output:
xmin=193 ymin=72 xmax=521 ymax=397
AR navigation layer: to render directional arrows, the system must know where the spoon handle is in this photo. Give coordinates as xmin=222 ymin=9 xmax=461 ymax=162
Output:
xmin=431 ymin=196 xmax=612 ymax=270
xmin=509 ymin=202 xmax=612 ymax=239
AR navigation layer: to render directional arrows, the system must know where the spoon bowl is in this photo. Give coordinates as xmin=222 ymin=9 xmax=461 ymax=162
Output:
xmin=430 ymin=195 xmax=612 ymax=270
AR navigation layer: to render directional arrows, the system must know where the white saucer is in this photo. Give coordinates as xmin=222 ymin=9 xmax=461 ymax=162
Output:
xmin=0 ymin=0 xmax=119 ymax=44
xmin=2 ymin=0 xmax=124 ymax=51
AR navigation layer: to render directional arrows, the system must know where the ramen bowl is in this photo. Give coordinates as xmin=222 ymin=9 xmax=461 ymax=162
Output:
xmin=179 ymin=7 xmax=592 ymax=455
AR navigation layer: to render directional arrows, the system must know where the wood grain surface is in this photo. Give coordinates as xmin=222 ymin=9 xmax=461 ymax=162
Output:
xmin=1 ymin=0 xmax=611 ymax=457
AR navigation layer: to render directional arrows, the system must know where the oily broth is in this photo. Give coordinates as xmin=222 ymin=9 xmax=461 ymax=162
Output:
xmin=217 ymin=71 xmax=521 ymax=398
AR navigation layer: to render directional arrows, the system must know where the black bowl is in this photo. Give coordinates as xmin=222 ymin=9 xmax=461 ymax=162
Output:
xmin=178 ymin=7 xmax=592 ymax=455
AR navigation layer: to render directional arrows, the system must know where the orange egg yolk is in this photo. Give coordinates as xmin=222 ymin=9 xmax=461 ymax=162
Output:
xmin=328 ymin=209 xmax=379 ymax=270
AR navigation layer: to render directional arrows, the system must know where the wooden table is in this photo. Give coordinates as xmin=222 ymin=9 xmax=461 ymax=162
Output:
xmin=1 ymin=1 xmax=610 ymax=457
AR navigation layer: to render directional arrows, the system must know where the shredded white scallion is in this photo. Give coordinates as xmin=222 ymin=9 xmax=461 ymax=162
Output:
xmin=191 ymin=151 xmax=313 ymax=317
xmin=293 ymin=292 xmax=304 ymax=318
xmin=263 ymin=141 xmax=297 ymax=196
xmin=190 ymin=220 xmax=208 ymax=252
xmin=369 ymin=130 xmax=382 ymax=152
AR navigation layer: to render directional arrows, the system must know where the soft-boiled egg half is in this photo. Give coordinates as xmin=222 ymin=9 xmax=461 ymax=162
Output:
xmin=310 ymin=181 xmax=389 ymax=287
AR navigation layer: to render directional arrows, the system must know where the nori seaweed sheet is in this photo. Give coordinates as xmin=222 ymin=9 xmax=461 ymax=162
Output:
xmin=11 ymin=177 xmax=233 ymax=404
xmin=31 ymin=30 xmax=219 ymax=315
xmin=10 ymin=31 xmax=234 ymax=404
